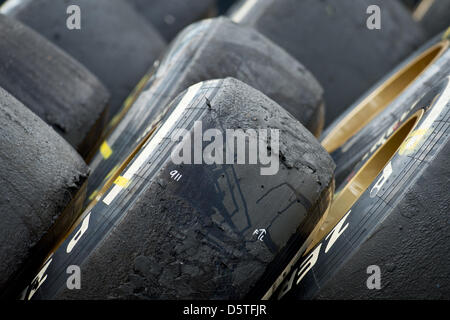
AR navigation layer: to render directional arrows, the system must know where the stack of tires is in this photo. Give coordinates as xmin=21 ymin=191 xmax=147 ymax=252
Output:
xmin=0 ymin=0 xmax=449 ymax=300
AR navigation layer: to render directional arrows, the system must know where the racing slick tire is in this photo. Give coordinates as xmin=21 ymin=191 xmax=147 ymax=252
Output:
xmin=0 ymin=14 xmax=109 ymax=159
xmin=86 ymin=17 xmax=325 ymax=201
xmin=229 ymin=0 xmax=426 ymax=126
xmin=0 ymin=87 xmax=89 ymax=298
xmin=1 ymin=0 xmax=166 ymax=120
xmin=125 ymin=0 xmax=216 ymax=41
xmin=276 ymin=76 xmax=450 ymax=300
xmin=322 ymin=33 xmax=450 ymax=186
xmin=22 ymin=78 xmax=335 ymax=300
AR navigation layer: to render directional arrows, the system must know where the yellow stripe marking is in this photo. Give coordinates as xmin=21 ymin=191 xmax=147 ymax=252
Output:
xmin=100 ymin=141 xmax=112 ymax=159
xmin=108 ymin=73 xmax=152 ymax=129
xmin=399 ymin=128 xmax=428 ymax=155
xmin=88 ymin=190 xmax=98 ymax=201
xmin=443 ymin=27 xmax=450 ymax=41
xmin=114 ymin=176 xmax=130 ymax=188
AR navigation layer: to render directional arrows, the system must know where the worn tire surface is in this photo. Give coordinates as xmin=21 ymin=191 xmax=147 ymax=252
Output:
xmin=322 ymin=34 xmax=450 ymax=187
xmin=125 ymin=0 xmax=215 ymax=41
xmin=276 ymin=76 xmax=450 ymax=300
xmin=23 ymin=78 xmax=335 ymax=300
xmin=0 ymin=14 xmax=109 ymax=159
xmin=0 ymin=87 xmax=89 ymax=298
xmin=1 ymin=0 xmax=166 ymax=120
xmin=229 ymin=0 xmax=426 ymax=126
xmin=87 ymin=17 xmax=324 ymax=201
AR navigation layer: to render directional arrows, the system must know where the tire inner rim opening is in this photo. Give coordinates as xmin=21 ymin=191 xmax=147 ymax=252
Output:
xmin=308 ymin=109 xmax=424 ymax=253
xmin=322 ymin=41 xmax=448 ymax=153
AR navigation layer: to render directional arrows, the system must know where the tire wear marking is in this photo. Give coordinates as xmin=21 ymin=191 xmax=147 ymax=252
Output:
xmin=87 ymin=41 xmax=202 ymax=200
xmin=108 ymin=72 xmax=153 ymax=130
xmin=399 ymin=128 xmax=429 ymax=155
xmin=100 ymin=141 xmax=112 ymax=159
xmin=86 ymin=21 xmax=212 ymax=200
xmin=113 ymin=176 xmax=130 ymax=188
xmin=70 ymin=85 xmax=212 ymax=285
xmin=88 ymin=190 xmax=98 ymax=201
xmin=400 ymin=78 xmax=450 ymax=155
xmin=102 ymin=82 xmax=203 ymax=206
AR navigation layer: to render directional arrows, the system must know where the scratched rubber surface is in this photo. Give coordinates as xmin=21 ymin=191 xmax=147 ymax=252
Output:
xmin=87 ymin=17 xmax=324 ymax=203
xmin=125 ymin=0 xmax=216 ymax=41
xmin=0 ymin=87 xmax=89 ymax=297
xmin=323 ymin=34 xmax=450 ymax=187
xmin=1 ymin=0 xmax=166 ymax=121
xmin=0 ymin=14 xmax=109 ymax=159
xmin=277 ymin=76 xmax=450 ymax=300
xmin=23 ymin=78 xmax=334 ymax=300
xmin=229 ymin=0 xmax=426 ymax=126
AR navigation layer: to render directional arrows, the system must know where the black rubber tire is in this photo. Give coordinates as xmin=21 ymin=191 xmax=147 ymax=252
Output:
xmin=414 ymin=0 xmax=450 ymax=39
xmin=276 ymin=76 xmax=450 ymax=300
xmin=23 ymin=78 xmax=335 ymax=300
xmin=0 ymin=14 xmax=109 ymax=159
xmin=400 ymin=0 xmax=421 ymax=10
xmin=322 ymin=33 xmax=450 ymax=187
xmin=125 ymin=0 xmax=216 ymax=41
xmin=0 ymin=87 xmax=89 ymax=297
xmin=229 ymin=0 xmax=426 ymax=126
xmin=87 ymin=17 xmax=325 ymax=201
xmin=1 ymin=0 xmax=166 ymax=121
